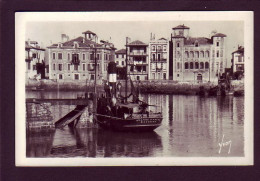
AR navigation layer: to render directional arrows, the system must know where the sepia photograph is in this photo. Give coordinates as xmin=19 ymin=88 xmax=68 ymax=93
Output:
xmin=15 ymin=12 xmax=253 ymax=166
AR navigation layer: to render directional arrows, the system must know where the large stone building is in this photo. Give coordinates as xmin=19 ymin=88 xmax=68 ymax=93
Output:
xmin=25 ymin=41 xmax=45 ymax=80
xmin=127 ymin=40 xmax=149 ymax=81
xmin=148 ymin=37 xmax=169 ymax=80
xmin=231 ymin=46 xmax=244 ymax=74
xmin=169 ymin=25 xmax=227 ymax=83
xmin=47 ymin=31 xmax=116 ymax=81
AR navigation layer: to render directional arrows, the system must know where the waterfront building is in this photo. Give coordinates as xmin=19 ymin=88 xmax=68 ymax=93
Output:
xmin=115 ymin=49 xmax=126 ymax=67
xmin=169 ymin=24 xmax=227 ymax=83
xmin=47 ymin=31 xmax=116 ymax=81
xmin=148 ymin=37 xmax=169 ymax=80
xmin=25 ymin=41 xmax=46 ymax=80
xmin=231 ymin=46 xmax=244 ymax=77
xmin=127 ymin=40 xmax=149 ymax=81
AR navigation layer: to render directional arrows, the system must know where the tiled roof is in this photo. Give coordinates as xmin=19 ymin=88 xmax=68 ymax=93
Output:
xmin=212 ymin=33 xmax=227 ymax=37
xmin=184 ymin=37 xmax=212 ymax=45
xmin=82 ymin=30 xmax=96 ymax=35
xmin=115 ymin=49 xmax=126 ymax=54
xmin=128 ymin=40 xmax=147 ymax=46
xmin=172 ymin=25 xmax=190 ymax=30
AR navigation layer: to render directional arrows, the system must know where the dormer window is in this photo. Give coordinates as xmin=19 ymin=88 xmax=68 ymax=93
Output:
xmin=73 ymin=42 xmax=79 ymax=49
xmin=195 ymin=42 xmax=199 ymax=47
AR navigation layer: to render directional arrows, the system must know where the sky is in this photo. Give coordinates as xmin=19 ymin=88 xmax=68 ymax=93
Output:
xmin=26 ymin=21 xmax=244 ymax=67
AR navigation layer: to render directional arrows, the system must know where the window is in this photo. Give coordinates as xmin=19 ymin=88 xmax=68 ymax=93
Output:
xmin=177 ymin=62 xmax=180 ymax=69
xmin=83 ymin=64 xmax=86 ymax=71
xmin=163 ymin=46 xmax=167 ymax=51
xmin=74 ymin=74 xmax=79 ymax=80
xmin=88 ymin=64 xmax=94 ymax=71
xmin=68 ymin=53 xmax=70 ymax=60
xmin=136 ymin=76 xmax=140 ymax=80
xmin=163 ymin=73 xmax=166 ymax=80
xmin=143 ymin=66 xmax=146 ymax=72
xmin=33 ymin=53 xmax=37 ymax=58
xmin=90 ymin=74 xmax=95 ymax=80
xmin=177 ymin=74 xmax=179 ymax=77
xmin=52 ymin=53 xmax=55 ymax=59
xmin=97 ymin=54 xmax=100 ymax=60
xmin=33 ymin=65 xmax=36 ymax=70
xmin=200 ymin=51 xmax=204 ymax=58
xmin=190 ymin=51 xmax=194 ymax=58
xmin=205 ymin=62 xmax=209 ymax=69
xmin=216 ymin=42 xmax=219 ymax=46
xmin=205 ymin=51 xmax=209 ymax=58
xmin=116 ymin=54 xmax=119 ymax=58
xmin=122 ymin=54 xmax=124 ymax=58
xmin=158 ymin=46 xmax=162 ymax=51
xmin=152 ymin=46 xmax=155 ymax=51
xmin=68 ymin=64 xmax=70 ymax=71
xmin=158 ymin=54 xmax=161 ymax=61
xmin=74 ymin=65 xmax=78 ymax=71
xmin=58 ymin=53 xmax=62 ymax=59
xmin=83 ymin=54 xmax=85 ymax=60
xmin=152 ymin=73 xmax=155 ymax=79
xmin=90 ymin=53 xmax=95 ymax=60
xmin=130 ymin=66 xmax=134 ymax=72
xmin=185 ymin=62 xmax=189 ymax=69
xmin=195 ymin=42 xmax=198 ymax=47
xmin=122 ymin=61 xmax=124 ymax=66
xmin=46 ymin=65 xmax=49 ymax=73
xmin=59 ymin=74 xmax=63 ymax=79
xmin=72 ymin=54 xmax=79 ymax=64
xmin=185 ymin=51 xmax=189 ymax=58
xmin=53 ymin=64 xmax=55 ymax=70
xmin=195 ymin=51 xmax=199 ymax=58
xmin=216 ymin=51 xmax=219 ymax=57
xmin=176 ymin=51 xmax=180 ymax=58
xmin=28 ymin=62 xmax=31 ymax=70
xmin=200 ymin=62 xmax=204 ymax=69
xmin=190 ymin=62 xmax=193 ymax=69
xmin=152 ymin=54 xmax=156 ymax=61
xmin=238 ymin=55 xmax=243 ymax=62
xmin=116 ymin=61 xmax=119 ymax=65
xmin=195 ymin=62 xmax=199 ymax=69
xmin=177 ymin=43 xmax=180 ymax=47
xmin=58 ymin=64 xmax=62 ymax=71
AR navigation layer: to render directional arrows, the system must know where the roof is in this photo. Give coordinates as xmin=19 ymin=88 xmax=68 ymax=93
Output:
xmin=184 ymin=37 xmax=212 ymax=45
xmin=158 ymin=37 xmax=167 ymax=41
xmin=232 ymin=47 xmax=244 ymax=54
xmin=115 ymin=49 xmax=126 ymax=54
xmin=82 ymin=30 xmax=96 ymax=35
xmin=47 ymin=36 xmax=102 ymax=48
xmin=25 ymin=42 xmax=45 ymax=51
xmin=172 ymin=24 xmax=190 ymax=30
xmin=212 ymin=33 xmax=227 ymax=37
xmin=128 ymin=40 xmax=147 ymax=46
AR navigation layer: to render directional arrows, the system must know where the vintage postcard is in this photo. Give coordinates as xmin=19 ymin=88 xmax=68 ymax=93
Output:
xmin=15 ymin=11 xmax=253 ymax=166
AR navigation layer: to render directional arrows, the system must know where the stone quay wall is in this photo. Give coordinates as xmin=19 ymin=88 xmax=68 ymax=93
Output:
xmin=26 ymin=102 xmax=55 ymax=131
xmin=26 ymin=79 xmax=244 ymax=95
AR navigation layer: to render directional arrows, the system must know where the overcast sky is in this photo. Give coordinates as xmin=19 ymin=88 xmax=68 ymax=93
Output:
xmin=26 ymin=21 xmax=244 ymax=66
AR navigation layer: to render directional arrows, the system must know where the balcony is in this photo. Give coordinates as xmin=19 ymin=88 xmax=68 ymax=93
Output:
xmin=129 ymin=52 xmax=147 ymax=56
xmin=150 ymin=59 xmax=167 ymax=63
xmin=25 ymin=57 xmax=32 ymax=62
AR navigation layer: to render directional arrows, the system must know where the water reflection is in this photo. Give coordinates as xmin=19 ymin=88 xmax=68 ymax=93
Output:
xmin=26 ymin=91 xmax=244 ymax=157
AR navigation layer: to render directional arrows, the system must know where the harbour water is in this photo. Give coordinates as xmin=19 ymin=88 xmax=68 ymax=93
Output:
xmin=26 ymin=91 xmax=244 ymax=157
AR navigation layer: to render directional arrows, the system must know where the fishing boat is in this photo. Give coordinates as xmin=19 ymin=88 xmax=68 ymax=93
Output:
xmin=95 ymin=38 xmax=163 ymax=132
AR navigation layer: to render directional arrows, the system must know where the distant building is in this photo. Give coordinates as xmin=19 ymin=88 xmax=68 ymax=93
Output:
xmin=148 ymin=37 xmax=169 ymax=80
xmin=47 ymin=31 xmax=116 ymax=81
xmin=115 ymin=49 xmax=126 ymax=67
xmin=25 ymin=41 xmax=45 ymax=80
xmin=170 ymin=24 xmax=227 ymax=82
xmin=231 ymin=46 xmax=244 ymax=74
xmin=127 ymin=40 xmax=149 ymax=81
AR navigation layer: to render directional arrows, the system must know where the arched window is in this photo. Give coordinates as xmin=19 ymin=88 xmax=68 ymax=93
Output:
xmin=205 ymin=62 xmax=209 ymax=69
xmin=185 ymin=62 xmax=189 ymax=69
xmin=216 ymin=50 xmax=219 ymax=57
xmin=200 ymin=62 xmax=204 ymax=69
xmin=195 ymin=51 xmax=199 ymax=58
xmin=190 ymin=62 xmax=193 ymax=69
xmin=195 ymin=62 xmax=199 ymax=69
xmin=185 ymin=51 xmax=189 ymax=58
xmin=176 ymin=51 xmax=181 ymax=58
xmin=200 ymin=51 xmax=204 ymax=58
xmin=205 ymin=51 xmax=210 ymax=58
xmin=177 ymin=42 xmax=180 ymax=47
xmin=190 ymin=51 xmax=194 ymax=58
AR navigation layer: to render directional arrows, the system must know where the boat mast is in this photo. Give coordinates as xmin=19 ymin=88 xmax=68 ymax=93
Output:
xmin=125 ymin=37 xmax=128 ymax=103
xmin=94 ymin=40 xmax=97 ymax=94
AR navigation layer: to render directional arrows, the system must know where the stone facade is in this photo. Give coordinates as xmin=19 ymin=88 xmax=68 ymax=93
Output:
xmin=170 ymin=25 xmax=227 ymax=83
xmin=26 ymin=103 xmax=55 ymax=130
xmin=46 ymin=31 xmax=116 ymax=82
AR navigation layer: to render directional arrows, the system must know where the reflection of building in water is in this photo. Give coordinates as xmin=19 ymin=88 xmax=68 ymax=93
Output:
xmin=26 ymin=130 xmax=55 ymax=157
xmin=96 ymin=130 xmax=162 ymax=157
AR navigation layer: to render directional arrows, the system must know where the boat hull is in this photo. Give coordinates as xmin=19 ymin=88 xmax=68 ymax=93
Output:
xmin=96 ymin=115 xmax=163 ymax=132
